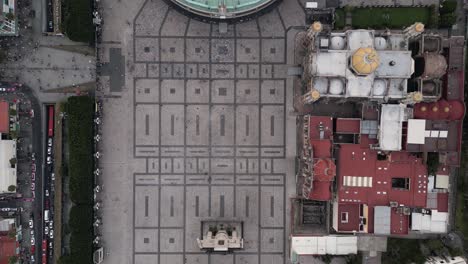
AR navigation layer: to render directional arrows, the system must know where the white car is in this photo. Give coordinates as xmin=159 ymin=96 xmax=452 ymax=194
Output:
xmin=45 ymin=190 xmax=49 ymax=197
xmin=48 ymin=138 xmax=52 ymax=147
xmin=47 ymin=156 xmax=52 ymax=164
xmin=49 ymin=221 xmax=53 ymax=229
xmin=28 ymin=219 xmax=33 ymax=228
xmin=44 ymin=226 xmax=48 ymax=235
xmin=49 ymin=229 xmax=53 ymax=239
xmin=51 ymin=173 xmax=55 ymax=181
xmin=30 ymin=237 xmax=35 ymax=246
xmin=47 ymin=147 xmax=51 ymax=155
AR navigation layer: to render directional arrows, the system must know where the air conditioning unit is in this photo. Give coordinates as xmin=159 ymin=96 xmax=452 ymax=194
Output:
xmin=389 ymin=201 xmax=398 ymax=207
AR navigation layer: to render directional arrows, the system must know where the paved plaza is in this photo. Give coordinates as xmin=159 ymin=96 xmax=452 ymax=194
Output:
xmin=98 ymin=0 xmax=306 ymax=263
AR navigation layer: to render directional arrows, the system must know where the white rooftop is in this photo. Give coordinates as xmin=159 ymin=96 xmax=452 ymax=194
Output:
xmin=0 ymin=139 xmax=16 ymax=193
xmin=291 ymin=236 xmax=358 ymax=256
xmin=407 ymin=119 xmax=426 ymax=145
xmin=308 ymin=29 xmax=414 ymax=99
xmin=379 ymin=104 xmax=406 ymax=151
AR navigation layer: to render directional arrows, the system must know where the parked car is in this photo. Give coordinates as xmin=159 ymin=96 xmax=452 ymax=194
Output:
xmin=31 ymin=163 xmax=36 ymax=172
xmin=49 ymin=221 xmax=53 ymax=229
xmin=49 ymin=229 xmax=53 ymax=239
xmin=0 ymin=208 xmax=11 ymax=212
xmin=47 ymin=147 xmax=51 ymax=155
xmin=46 ymin=156 xmax=51 ymax=164
xmin=30 ymin=237 xmax=35 ymax=246
xmin=30 ymin=183 xmax=35 ymax=191
xmin=30 ymin=255 xmax=35 ymax=262
xmin=31 ymin=152 xmax=35 ymax=161
xmin=44 ymin=226 xmax=48 ymax=235
xmin=31 ymin=172 xmax=35 ymax=181
xmin=48 ymin=138 xmax=52 ymax=147
xmin=49 ymin=241 xmax=53 ymax=249
xmin=51 ymin=173 xmax=55 ymax=181
xmin=29 ymin=219 xmax=33 ymax=228
xmin=45 ymin=190 xmax=49 ymax=197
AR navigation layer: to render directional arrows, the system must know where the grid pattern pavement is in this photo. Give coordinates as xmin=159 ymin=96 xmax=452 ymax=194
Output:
xmin=131 ymin=3 xmax=289 ymax=264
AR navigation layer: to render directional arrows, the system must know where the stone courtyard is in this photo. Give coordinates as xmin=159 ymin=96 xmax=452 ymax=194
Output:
xmin=97 ymin=0 xmax=305 ymax=263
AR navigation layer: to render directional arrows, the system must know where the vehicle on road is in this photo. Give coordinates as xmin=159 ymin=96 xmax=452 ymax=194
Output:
xmin=47 ymin=147 xmax=51 ymax=155
xmin=48 ymin=138 xmax=52 ymax=147
xmin=45 ymin=190 xmax=49 ymax=197
xmin=30 ymin=255 xmax=35 ymax=262
xmin=31 ymin=172 xmax=36 ymax=181
xmin=49 ymin=221 xmax=53 ymax=229
xmin=44 ymin=210 xmax=49 ymax=222
xmin=31 ymin=152 xmax=35 ymax=161
xmin=31 ymin=163 xmax=36 ymax=172
xmin=30 ymin=237 xmax=35 ymax=246
xmin=44 ymin=226 xmax=48 ymax=235
xmin=51 ymin=173 xmax=55 ymax=181
xmin=46 ymin=156 xmax=51 ymax=164
xmin=0 ymin=208 xmax=11 ymax=212
xmin=29 ymin=219 xmax=33 ymax=228
xmin=31 ymin=183 xmax=35 ymax=191
xmin=49 ymin=229 xmax=53 ymax=239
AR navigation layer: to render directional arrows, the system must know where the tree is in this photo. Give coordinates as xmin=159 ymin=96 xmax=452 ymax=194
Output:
xmin=5 ymin=13 xmax=14 ymax=21
xmin=9 ymin=108 xmax=16 ymax=116
xmin=427 ymin=152 xmax=439 ymax=175
xmin=9 ymin=158 xmax=16 ymax=167
xmin=7 ymin=185 xmax=16 ymax=192
xmin=439 ymin=13 xmax=457 ymax=27
xmin=8 ymin=256 xmax=18 ymax=264
xmin=440 ymin=0 xmax=457 ymax=14
xmin=7 ymin=230 xmax=15 ymax=238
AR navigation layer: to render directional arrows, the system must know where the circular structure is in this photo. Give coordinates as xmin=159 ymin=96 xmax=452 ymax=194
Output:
xmin=313 ymin=77 xmax=328 ymax=93
xmin=372 ymin=79 xmax=386 ymax=96
xmin=167 ymin=0 xmax=280 ymax=22
xmin=374 ymin=37 xmax=387 ymax=50
xmin=329 ymin=78 xmax=344 ymax=95
xmin=420 ymin=53 xmax=447 ymax=79
xmin=310 ymin=89 xmax=321 ymax=100
xmin=311 ymin=22 xmax=323 ymax=32
xmin=351 ymin=47 xmax=380 ymax=75
xmin=415 ymin=22 xmax=425 ymax=32
xmin=330 ymin=36 xmax=345 ymax=50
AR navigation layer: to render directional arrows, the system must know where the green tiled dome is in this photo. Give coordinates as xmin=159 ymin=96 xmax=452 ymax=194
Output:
xmin=170 ymin=0 xmax=277 ymax=20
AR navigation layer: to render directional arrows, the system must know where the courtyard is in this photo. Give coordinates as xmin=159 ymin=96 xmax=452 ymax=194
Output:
xmin=96 ymin=0 xmax=305 ymax=263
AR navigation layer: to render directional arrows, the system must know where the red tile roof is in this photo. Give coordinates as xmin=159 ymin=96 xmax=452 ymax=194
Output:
xmin=0 ymin=235 xmax=17 ymax=264
xmin=390 ymin=207 xmax=409 ymax=235
xmin=308 ymin=181 xmax=332 ymax=201
xmin=335 ymin=144 xmax=428 ymax=234
xmin=337 ymin=144 xmax=428 ymax=208
xmin=310 ymin=140 xmax=331 ymax=159
xmin=309 ymin=116 xmax=333 ymax=140
xmin=0 ymin=102 xmax=8 ymax=134
xmin=336 ymin=118 xmax=360 ymax=134
xmin=437 ymin=193 xmax=449 ymax=212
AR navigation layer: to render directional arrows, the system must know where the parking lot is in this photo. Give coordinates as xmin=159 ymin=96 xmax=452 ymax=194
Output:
xmin=97 ymin=0 xmax=306 ymax=263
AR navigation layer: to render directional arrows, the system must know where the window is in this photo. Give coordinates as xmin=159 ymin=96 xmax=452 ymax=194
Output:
xmin=392 ymin=178 xmax=410 ymax=190
xmin=341 ymin=212 xmax=348 ymax=223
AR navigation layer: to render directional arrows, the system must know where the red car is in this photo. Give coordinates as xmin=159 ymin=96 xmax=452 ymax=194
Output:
xmin=30 ymin=183 xmax=35 ymax=191
xmin=30 ymin=245 xmax=35 ymax=254
xmin=31 ymin=172 xmax=35 ymax=181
